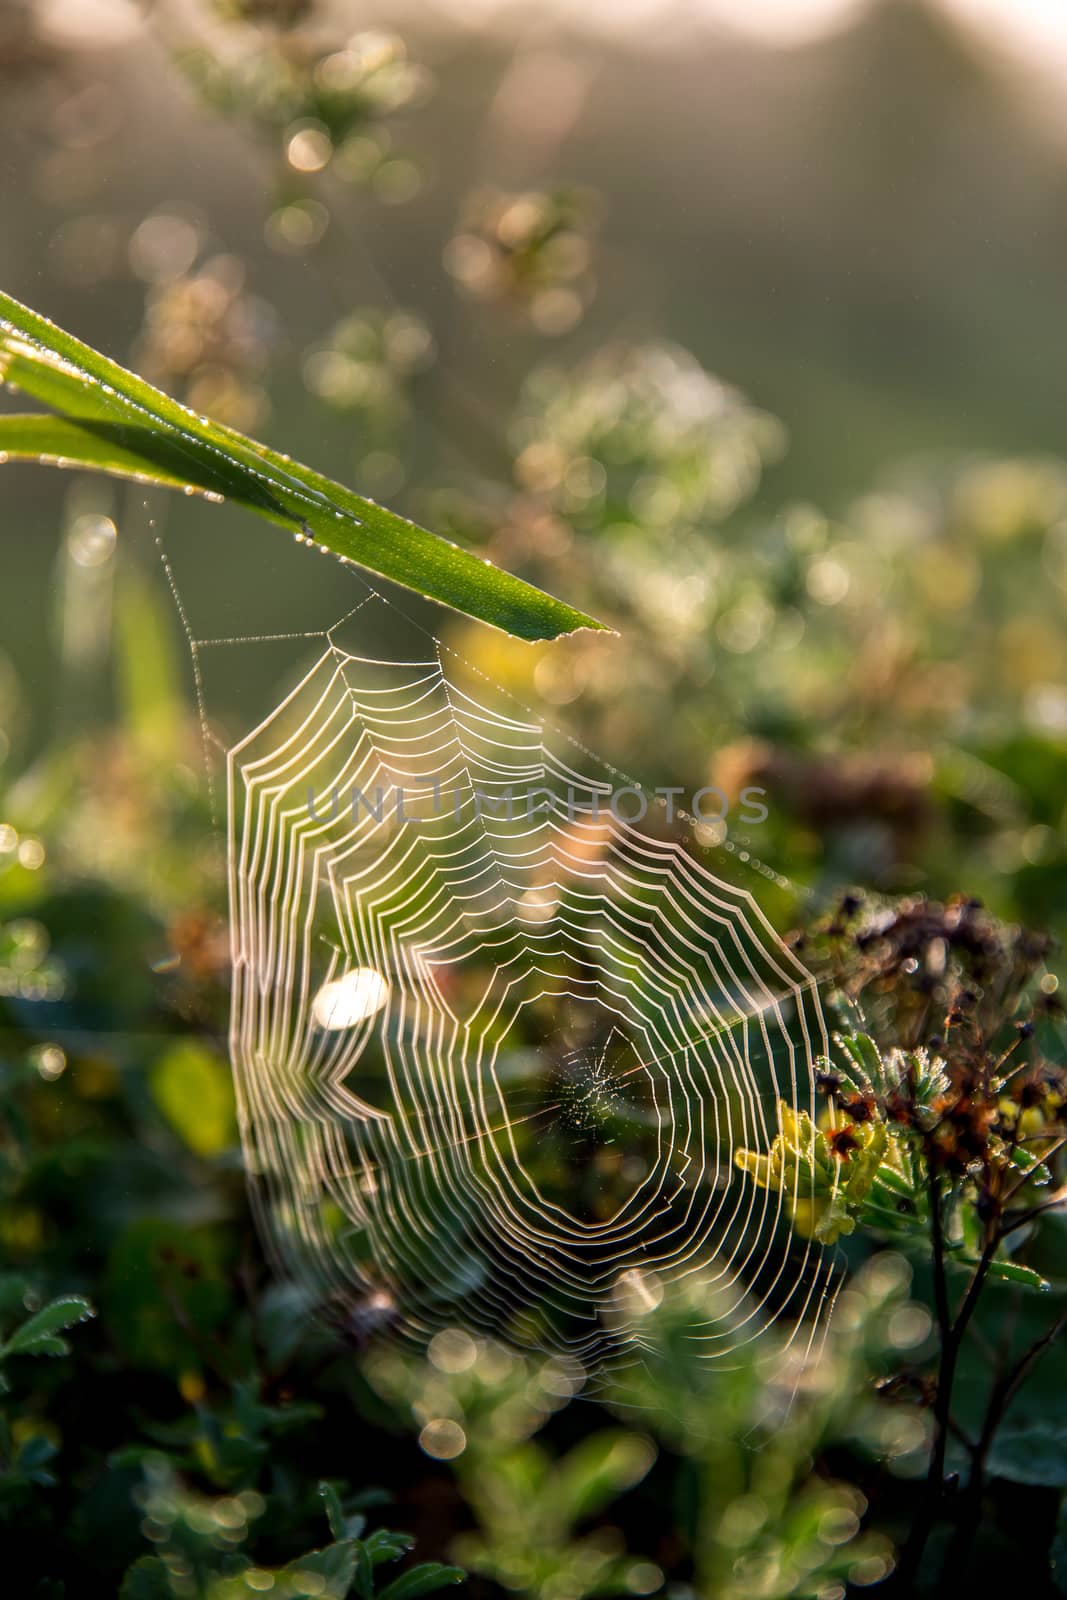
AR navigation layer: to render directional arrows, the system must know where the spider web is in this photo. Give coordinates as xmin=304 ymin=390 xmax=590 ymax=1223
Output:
xmin=154 ymin=519 xmax=838 ymax=1372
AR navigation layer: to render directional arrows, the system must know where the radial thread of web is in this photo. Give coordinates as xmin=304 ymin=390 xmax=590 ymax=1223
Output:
xmin=226 ymin=635 xmax=836 ymax=1369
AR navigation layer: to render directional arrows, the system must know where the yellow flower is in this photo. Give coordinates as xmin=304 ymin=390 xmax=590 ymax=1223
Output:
xmin=735 ymin=1101 xmax=890 ymax=1245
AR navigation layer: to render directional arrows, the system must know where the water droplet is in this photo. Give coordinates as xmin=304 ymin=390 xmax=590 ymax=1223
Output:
xmin=68 ymin=513 xmax=117 ymax=568
xmin=312 ymin=968 xmax=390 ymax=1029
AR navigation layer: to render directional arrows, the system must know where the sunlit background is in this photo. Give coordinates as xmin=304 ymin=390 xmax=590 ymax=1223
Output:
xmin=31 ymin=0 xmax=1067 ymax=58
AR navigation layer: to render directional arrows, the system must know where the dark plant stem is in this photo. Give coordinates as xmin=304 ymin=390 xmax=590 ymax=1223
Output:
xmin=893 ymin=1157 xmax=996 ymax=1591
xmin=928 ymin=1166 xmax=951 ymax=1348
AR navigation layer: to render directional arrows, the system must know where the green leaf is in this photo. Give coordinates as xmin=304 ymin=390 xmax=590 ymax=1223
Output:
xmin=377 ymin=1563 xmax=466 ymax=1600
xmin=836 ymin=1032 xmax=883 ymax=1086
xmin=278 ymin=1544 xmax=359 ymax=1599
xmin=13 ymin=1334 xmax=71 ymax=1357
xmin=551 ymin=1430 xmax=656 ymax=1523
xmin=870 ymin=1167 xmax=915 ymax=1198
xmin=1 ymin=1293 xmax=94 ymax=1357
xmin=0 ymin=290 xmax=609 ymax=642
xmin=363 ymin=1529 xmax=416 ymax=1567
xmin=980 ymin=1259 xmax=1050 ymax=1292
xmin=353 ymin=1541 xmax=376 ymax=1600
xmin=318 ymin=1481 xmax=366 ymax=1542
xmin=986 ymin=1419 xmax=1067 ymax=1487
xmin=149 ymin=1040 xmax=237 ymax=1158
xmin=16 ymin=1433 xmax=58 ymax=1471
xmin=320 ymin=1481 xmax=348 ymax=1542
xmin=119 ymin=1557 xmax=175 ymax=1599
xmin=0 ymin=414 xmax=219 ymax=493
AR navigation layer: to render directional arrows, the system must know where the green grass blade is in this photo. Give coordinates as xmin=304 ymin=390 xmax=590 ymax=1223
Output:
xmin=0 ymin=414 xmax=261 ymax=500
xmin=0 ymin=290 xmax=609 ymax=641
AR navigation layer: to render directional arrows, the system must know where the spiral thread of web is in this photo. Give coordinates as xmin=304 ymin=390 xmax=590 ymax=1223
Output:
xmin=227 ymin=641 xmax=834 ymax=1366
